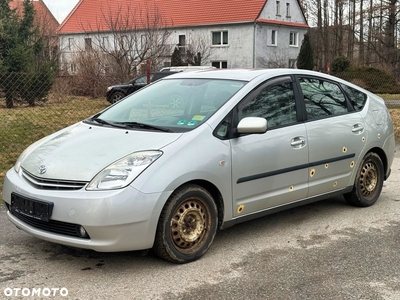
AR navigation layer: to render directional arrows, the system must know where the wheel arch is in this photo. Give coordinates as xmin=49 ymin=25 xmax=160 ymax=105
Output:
xmin=366 ymin=147 xmax=388 ymax=179
xmin=175 ymin=180 xmax=225 ymax=230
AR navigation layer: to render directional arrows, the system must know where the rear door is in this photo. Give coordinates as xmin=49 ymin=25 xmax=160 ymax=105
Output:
xmin=295 ymin=76 xmax=366 ymax=197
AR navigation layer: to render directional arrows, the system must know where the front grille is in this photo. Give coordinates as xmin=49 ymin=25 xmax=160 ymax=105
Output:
xmin=22 ymin=169 xmax=87 ymax=190
xmin=10 ymin=210 xmax=90 ymax=239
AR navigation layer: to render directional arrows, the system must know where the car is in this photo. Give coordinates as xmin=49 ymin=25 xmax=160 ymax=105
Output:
xmin=105 ymin=71 xmax=177 ymax=103
xmin=2 ymin=69 xmax=395 ymax=263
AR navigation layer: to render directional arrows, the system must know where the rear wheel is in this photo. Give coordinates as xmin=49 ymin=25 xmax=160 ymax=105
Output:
xmin=153 ymin=184 xmax=218 ymax=263
xmin=110 ymin=91 xmax=125 ymax=103
xmin=344 ymin=152 xmax=384 ymax=207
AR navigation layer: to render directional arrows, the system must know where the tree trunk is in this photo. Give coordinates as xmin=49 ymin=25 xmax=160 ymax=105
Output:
xmin=359 ymin=0 xmax=364 ymax=65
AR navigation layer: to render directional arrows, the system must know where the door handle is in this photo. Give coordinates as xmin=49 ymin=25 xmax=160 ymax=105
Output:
xmin=352 ymin=124 xmax=364 ymax=134
xmin=291 ymin=137 xmax=306 ymax=148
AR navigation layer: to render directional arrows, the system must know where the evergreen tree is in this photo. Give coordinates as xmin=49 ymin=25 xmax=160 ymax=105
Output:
xmin=296 ymin=33 xmax=314 ymax=70
xmin=331 ymin=55 xmax=351 ymax=74
xmin=171 ymin=46 xmax=183 ymax=66
xmin=186 ymin=50 xmax=202 ymax=66
xmin=0 ymin=0 xmax=54 ymax=108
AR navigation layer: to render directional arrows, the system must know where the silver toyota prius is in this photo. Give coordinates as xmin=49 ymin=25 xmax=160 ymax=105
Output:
xmin=2 ymin=69 xmax=395 ymax=263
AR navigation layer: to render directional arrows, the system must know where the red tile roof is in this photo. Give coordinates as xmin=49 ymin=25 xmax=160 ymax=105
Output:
xmin=59 ymin=0 xmax=273 ymax=34
xmin=10 ymin=0 xmax=59 ymax=32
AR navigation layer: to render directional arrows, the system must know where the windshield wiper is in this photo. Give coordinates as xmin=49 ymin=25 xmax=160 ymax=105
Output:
xmin=115 ymin=121 xmax=172 ymax=132
xmin=90 ymin=118 xmax=125 ymax=128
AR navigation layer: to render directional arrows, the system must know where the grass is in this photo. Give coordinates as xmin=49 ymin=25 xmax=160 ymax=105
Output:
xmin=378 ymin=94 xmax=400 ymax=100
xmin=0 ymin=96 xmax=399 ymax=197
xmin=0 ymin=96 xmax=109 ymax=193
xmin=389 ymin=109 xmax=400 ymax=141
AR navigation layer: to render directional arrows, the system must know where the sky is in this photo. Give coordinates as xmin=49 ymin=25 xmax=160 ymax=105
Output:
xmin=42 ymin=0 xmax=80 ymax=24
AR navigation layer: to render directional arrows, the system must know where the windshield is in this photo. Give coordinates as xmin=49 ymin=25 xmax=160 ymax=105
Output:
xmin=94 ymin=78 xmax=246 ymax=132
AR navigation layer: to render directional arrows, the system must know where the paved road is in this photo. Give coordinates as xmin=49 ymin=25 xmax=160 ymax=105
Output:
xmin=1 ymin=145 xmax=400 ymax=300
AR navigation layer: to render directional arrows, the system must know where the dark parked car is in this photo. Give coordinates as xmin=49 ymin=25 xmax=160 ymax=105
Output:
xmin=106 ymin=71 xmax=177 ymax=103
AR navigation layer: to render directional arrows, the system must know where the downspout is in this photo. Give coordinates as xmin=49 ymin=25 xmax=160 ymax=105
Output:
xmin=253 ymin=21 xmax=257 ymax=68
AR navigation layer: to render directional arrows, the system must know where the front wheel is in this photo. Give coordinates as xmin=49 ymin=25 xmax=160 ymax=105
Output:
xmin=344 ymin=152 xmax=384 ymax=207
xmin=110 ymin=91 xmax=125 ymax=103
xmin=153 ymin=184 xmax=218 ymax=263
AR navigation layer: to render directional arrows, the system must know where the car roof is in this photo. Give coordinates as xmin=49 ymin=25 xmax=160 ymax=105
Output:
xmin=162 ymin=68 xmax=347 ymax=83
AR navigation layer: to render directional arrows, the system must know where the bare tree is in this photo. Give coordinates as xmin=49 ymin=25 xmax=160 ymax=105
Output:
xmin=305 ymin=0 xmax=400 ymax=76
xmin=257 ymin=49 xmax=291 ymax=68
xmin=78 ymin=1 xmax=171 ymax=83
xmin=185 ymin=32 xmax=213 ymax=66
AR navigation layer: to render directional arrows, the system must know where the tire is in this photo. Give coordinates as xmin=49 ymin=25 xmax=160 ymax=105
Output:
xmin=153 ymin=184 xmax=218 ymax=263
xmin=110 ymin=91 xmax=125 ymax=103
xmin=344 ymin=152 xmax=384 ymax=207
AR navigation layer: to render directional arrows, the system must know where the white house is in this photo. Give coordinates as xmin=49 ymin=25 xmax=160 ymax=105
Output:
xmin=58 ymin=0 xmax=308 ymax=73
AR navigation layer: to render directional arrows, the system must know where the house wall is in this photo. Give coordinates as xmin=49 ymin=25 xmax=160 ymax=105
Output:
xmin=254 ymin=0 xmax=308 ymax=68
xmin=167 ymin=24 xmax=255 ymax=68
xmin=259 ymin=0 xmax=306 ymax=23
xmin=255 ymin=23 xmax=308 ymax=68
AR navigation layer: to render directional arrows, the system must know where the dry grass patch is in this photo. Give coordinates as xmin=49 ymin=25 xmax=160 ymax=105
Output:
xmin=389 ymin=108 xmax=400 ymax=141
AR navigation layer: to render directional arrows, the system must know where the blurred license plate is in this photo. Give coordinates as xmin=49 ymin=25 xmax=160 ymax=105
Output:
xmin=11 ymin=193 xmax=53 ymax=222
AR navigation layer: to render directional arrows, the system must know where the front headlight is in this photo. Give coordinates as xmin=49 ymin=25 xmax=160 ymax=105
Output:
xmin=86 ymin=150 xmax=162 ymax=191
xmin=107 ymin=86 xmax=113 ymax=92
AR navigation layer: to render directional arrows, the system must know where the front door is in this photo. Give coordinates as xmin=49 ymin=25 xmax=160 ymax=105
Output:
xmin=231 ymin=76 xmax=309 ymax=217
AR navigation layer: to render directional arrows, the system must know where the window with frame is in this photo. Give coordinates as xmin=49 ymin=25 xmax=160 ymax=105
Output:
xmin=237 ymin=77 xmax=297 ymax=128
xmin=211 ymin=61 xmax=228 ymax=69
xmin=289 ymin=32 xmax=298 ymax=46
xmin=286 ymin=3 xmax=291 ymax=17
xmin=102 ymin=37 xmax=109 ymax=49
xmin=289 ymin=59 xmax=297 ymax=68
xmin=85 ymin=38 xmax=92 ymax=50
xmin=68 ymin=38 xmax=74 ymax=51
xmin=299 ymin=77 xmax=349 ymax=120
xmin=271 ymin=30 xmax=277 ymax=46
xmin=119 ymin=35 xmax=129 ymax=49
xmin=276 ymin=1 xmax=281 ymax=15
xmin=141 ymin=35 xmax=146 ymax=49
xmin=70 ymin=63 xmax=77 ymax=73
xmin=178 ymin=34 xmax=186 ymax=54
xmin=341 ymin=84 xmax=367 ymax=111
xmin=212 ymin=31 xmax=228 ymax=46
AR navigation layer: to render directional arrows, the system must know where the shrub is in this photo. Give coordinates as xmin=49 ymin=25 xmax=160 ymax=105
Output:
xmin=336 ymin=67 xmax=400 ymax=94
xmin=331 ymin=56 xmax=351 ymax=74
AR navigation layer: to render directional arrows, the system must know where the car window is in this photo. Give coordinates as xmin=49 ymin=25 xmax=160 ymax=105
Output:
xmin=135 ymin=75 xmax=153 ymax=84
xmin=341 ymin=84 xmax=367 ymax=111
xmin=237 ymin=77 xmax=297 ymax=128
xmin=299 ymin=77 xmax=349 ymax=120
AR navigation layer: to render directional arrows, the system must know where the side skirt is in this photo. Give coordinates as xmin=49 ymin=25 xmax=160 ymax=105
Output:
xmin=220 ymin=186 xmax=353 ymax=230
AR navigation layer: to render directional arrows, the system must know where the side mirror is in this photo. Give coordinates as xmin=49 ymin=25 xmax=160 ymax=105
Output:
xmin=237 ymin=117 xmax=267 ymax=134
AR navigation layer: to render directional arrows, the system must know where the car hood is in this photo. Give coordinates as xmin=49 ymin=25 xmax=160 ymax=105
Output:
xmin=110 ymin=83 xmax=132 ymax=89
xmin=21 ymin=122 xmax=182 ymax=181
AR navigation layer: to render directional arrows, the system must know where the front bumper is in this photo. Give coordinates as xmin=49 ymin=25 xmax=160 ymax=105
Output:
xmin=2 ymin=168 xmax=169 ymax=252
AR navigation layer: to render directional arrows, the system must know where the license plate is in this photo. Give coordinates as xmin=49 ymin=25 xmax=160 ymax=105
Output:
xmin=11 ymin=193 xmax=54 ymax=222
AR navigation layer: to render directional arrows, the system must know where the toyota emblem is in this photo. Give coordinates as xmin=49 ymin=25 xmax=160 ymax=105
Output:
xmin=38 ymin=165 xmax=47 ymax=174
